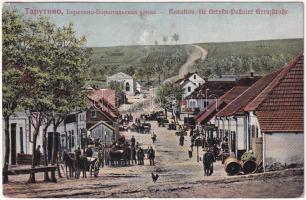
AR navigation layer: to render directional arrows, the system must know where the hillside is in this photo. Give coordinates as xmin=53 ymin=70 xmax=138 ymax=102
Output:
xmin=195 ymin=39 xmax=303 ymax=77
xmin=86 ymin=38 xmax=303 ymax=87
xmin=87 ymin=45 xmax=190 ymax=87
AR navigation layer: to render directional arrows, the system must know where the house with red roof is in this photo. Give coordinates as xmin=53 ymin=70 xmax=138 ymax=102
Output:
xmin=215 ymin=71 xmax=279 ymax=159
xmin=244 ymin=53 xmax=304 ymax=171
xmin=213 ymin=53 xmax=304 ymax=167
xmin=185 ymin=75 xmax=260 ymax=114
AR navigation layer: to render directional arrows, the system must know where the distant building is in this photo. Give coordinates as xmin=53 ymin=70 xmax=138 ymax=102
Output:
xmin=107 ymin=72 xmax=136 ymax=96
xmin=175 ymin=72 xmax=205 ymax=99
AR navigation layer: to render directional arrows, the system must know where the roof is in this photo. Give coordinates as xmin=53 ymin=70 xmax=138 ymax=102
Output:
xmin=181 ymin=79 xmax=197 ymax=87
xmin=186 ymin=76 xmax=260 ymax=100
xmin=216 ymin=71 xmax=279 ymax=117
xmin=175 ymin=72 xmax=200 ymax=85
xmin=87 ymin=89 xmax=117 ymax=108
xmin=88 ymin=121 xmax=115 ymax=132
xmin=87 ymin=89 xmax=119 ymax=120
xmin=256 ymin=111 xmax=303 ymax=132
xmin=245 ymin=53 xmax=304 ymax=132
xmin=195 ymin=86 xmax=249 ymax=123
xmin=108 ymin=72 xmax=132 ymax=80
xmin=245 ymin=53 xmax=303 ymax=112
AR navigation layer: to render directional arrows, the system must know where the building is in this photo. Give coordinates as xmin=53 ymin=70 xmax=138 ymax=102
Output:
xmin=106 ymin=72 xmax=136 ymax=96
xmin=87 ymin=121 xmax=115 ymax=145
xmin=176 ymin=72 xmax=205 ymax=99
xmin=3 ymin=88 xmax=120 ymax=165
xmin=244 ymin=53 xmax=304 ymax=171
xmin=186 ymin=75 xmax=261 ymax=112
xmin=215 ymin=71 xmax=279 ymax=159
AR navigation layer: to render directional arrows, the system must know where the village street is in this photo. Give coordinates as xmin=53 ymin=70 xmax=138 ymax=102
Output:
xmin=3 ymin=119 xmax=303 ymax=198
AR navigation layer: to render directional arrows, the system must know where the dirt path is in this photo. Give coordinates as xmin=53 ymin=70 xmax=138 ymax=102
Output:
xmin=164 ymin=44 xmax=208 ymax=83
xmin=178 ymin=44 xmax=207 ymax=78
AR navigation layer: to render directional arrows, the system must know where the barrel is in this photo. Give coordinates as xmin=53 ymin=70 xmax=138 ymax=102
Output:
xmin=241 ymin=160 xmax=258 ymax=174
xmin=224 ymin=157 xmax=241 ymax=176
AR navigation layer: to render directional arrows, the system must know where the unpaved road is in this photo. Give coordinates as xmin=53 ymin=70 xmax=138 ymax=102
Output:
xmin=164 ymin=44 xmax=207 ymax=83
xmin=178 ymin=44 xmax=207 ymax=78
xmin=3 ymin=120 xmax=304 ymax=198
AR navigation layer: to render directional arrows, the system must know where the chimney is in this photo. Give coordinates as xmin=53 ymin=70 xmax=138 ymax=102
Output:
xmin=250 ymin=71 xmax=254 ymax=78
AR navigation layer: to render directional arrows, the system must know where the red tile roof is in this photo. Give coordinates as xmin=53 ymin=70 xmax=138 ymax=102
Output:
xmin=245 ymin=53 xmax=304 ymax=132
xmin=216 ymin=71 xmax=280 ymax=117
xmin=245 ymin=53 xmax=304 ymax=112
xmin=195 ymin=86 xmax=249 ymax=123
xmin=186 ymin=76 xmax=260 ymax=100
xmin=87 ymin=89 xmax=119 ymax=120
xmin=256 ymin=111 xmax=303 ymax=132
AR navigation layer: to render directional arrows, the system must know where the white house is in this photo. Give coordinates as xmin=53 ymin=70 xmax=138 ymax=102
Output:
xmin=215 ymin=71 xmax=278 ymax=159
xmin=244 ymin=53 xmax=304 ymax=171
xmin=107 ymin=72 xmax=136 ymax=96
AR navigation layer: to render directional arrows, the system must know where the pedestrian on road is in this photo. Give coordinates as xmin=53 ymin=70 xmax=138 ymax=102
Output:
xmin=137 ymin=147 xmax=144 ymax=165
xmin=179 ymin=134 xmax=184 ymax=146
xmin=147 ymin=146 xmax=155 ymax=166
xmin=203 ymin=149 xmax=215 ymax=176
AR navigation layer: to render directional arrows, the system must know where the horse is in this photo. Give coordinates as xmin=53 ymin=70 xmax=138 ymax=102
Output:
xmin=203 ymin=151 xmax=215 ymax=176
xmin=75 ymin=154 xmax=89 ymax=178
xmin=109 ymin=149 xmax=124 ymax=166
xmin=62 ymin=151 xmax=75 ymax=179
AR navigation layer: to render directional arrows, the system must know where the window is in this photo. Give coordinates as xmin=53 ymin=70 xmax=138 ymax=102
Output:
xmin=188 ymin=87 xmax=191 ymax=92
xmin=194 ymin=75 xmax=196 ymax=79
xmin=91 ymin=110 xmax=97 ymax=118
xmin=126 ymin=82 xmax=130 ymax=91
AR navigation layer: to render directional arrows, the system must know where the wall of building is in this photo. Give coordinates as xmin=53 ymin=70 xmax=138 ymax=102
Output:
xmin=89 ymin=123 xmax=115 ymax=144
xmin=187 ymin=73 xmax=205 ymax=87
xmin=183 ymin=82 xmax=198 ymax=98
xmin=264 ymin=132 xmax=304 ymax=170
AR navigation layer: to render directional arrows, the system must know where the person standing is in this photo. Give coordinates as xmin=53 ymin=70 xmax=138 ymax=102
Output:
xmin=131 ymin=135 xmax=136 ymax=147
xmin=147 ymin=146 xmax=155 ymax=166
xmin=179 ymin=134 xmax=184 ymax=146
xmin=35 ymin=145 xmax=41 ymax=166
xmin=203 ymin=149 xmax=215 ymax=176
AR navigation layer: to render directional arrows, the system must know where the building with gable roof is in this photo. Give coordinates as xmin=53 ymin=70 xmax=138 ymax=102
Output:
xmin=244 ymin=53 xmax=304 ymax=171
xmin=107 ymin=72 xmax=136 ymax=96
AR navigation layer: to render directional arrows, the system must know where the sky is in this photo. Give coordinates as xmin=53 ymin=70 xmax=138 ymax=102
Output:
xmin=4 ymin=2 xmax=304 ymax=47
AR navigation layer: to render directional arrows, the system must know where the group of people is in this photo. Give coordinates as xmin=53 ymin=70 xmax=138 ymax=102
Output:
xmin=130 ymin=136 xmax=155 ymax=166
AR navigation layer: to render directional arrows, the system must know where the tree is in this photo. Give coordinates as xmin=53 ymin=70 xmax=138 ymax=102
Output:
xmin=2 ymin=9 xmax=28 ymax=183
xmin=155 ymin=82 xmax=184 ymax=118
xmin=172 ymin=33 xmax=179 ymax=45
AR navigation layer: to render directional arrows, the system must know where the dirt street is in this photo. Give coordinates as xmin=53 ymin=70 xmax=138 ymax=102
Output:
xmin=3 ymin=120 xmax=304 ymax=198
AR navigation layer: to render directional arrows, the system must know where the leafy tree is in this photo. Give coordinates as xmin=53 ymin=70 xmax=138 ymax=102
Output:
xmin=155 ymin=82 xmax=184 ymax=118
xmin=2 ymin=9 xmax=27 ymax=183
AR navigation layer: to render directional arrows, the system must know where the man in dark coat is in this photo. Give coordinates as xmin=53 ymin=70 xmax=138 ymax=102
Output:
xmin=147 ymin=146 xmax=155 ymax=166
xmin=131 ymin=136 xmax=136 ymax=147
xmin=137 ymin=147 xmax=144 ymax=165
xmin=85 ymin=147 xmax=93 ymax=157
xmin=203 ymin=149 xmax=215 ymax=176
xmin=179 ymin=134 xmax=184 ymax=146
